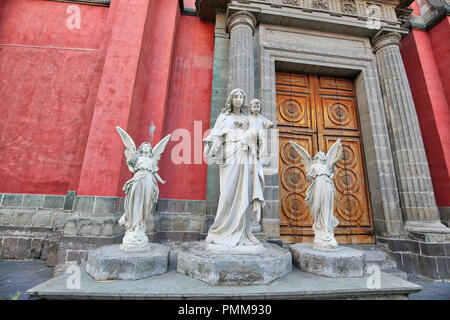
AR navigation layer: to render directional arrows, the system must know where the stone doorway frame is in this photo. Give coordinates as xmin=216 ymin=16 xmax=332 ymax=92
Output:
xmin=256 ymin=24 xmax=404 ymax=242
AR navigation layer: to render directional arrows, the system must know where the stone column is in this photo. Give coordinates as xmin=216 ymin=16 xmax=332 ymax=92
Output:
xmin=227 ymin=10 xmax=256 ymax=99
xmin=227 ymin=11 xmax=261 ymax=233
xmin=371 ymin=31 xmax=448 ymax=233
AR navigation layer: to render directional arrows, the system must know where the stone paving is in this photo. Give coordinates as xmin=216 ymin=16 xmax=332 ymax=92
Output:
xmin=0 ymin=260 xmax=53 ymax=300
xmin=0 ymin=259 xmax=448 ymax=300
xmin=0 ymin=259 xmax=422 ymax=300
xmin=408 ymin=276 xmax=450 ymax=300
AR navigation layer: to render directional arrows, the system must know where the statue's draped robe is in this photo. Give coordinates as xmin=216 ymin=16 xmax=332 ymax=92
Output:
xmin=206 ymin=113 xmax=264 ymax=247
xmin=119 ymin=156 xmax=159 ymax=232
xmin=306 ymin=162 xmax=339 ymax=245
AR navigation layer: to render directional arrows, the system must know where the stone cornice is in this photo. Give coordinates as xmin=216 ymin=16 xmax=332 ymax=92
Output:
xmin=198 ymin=0 xmax=414 ymax=25
xmin=200 ymin=0 xmax=413 ymax=39
xmin=404 ymin=0 xmax=450 ymax=31
xmin=225 ymin=1 xmax=409 ymax=38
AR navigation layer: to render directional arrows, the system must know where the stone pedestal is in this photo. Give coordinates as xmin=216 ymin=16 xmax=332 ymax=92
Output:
xmin=290 ymin=243 xmax=366 ymax=278
xmin=85 ymin=243 xmax=170 ymax=281
xmin=177 ymin=241 xmax=292 ymax=285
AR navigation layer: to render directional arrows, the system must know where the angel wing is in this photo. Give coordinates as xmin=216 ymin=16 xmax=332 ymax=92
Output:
xmin=116 ymin=127 xmax=136 ymax=173
xmin=152 ymin=133 xmax=172 ymax=163
xmin=326 ymin=138 xmax=342 ymax=166
xmin=289 ymin=141 xmax=312 ymax=171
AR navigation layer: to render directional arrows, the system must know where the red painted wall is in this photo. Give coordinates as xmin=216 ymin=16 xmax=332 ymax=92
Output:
xmin=0 ymin=0 xmax=109 ymax=195
xmin=158 ymin=15 xmax=215 ymax=200
xmin=0 ymin=0 xmax=214 ymax=200
xmin=183 ymin=0 xmax=197 ymax=9
xmin=77 ymin=0 xmax=182 ymax=197
xmin=401 ymin=12 xmax=450 ymax=207
xmin=428 ymin=17 xmax=450 ymax=106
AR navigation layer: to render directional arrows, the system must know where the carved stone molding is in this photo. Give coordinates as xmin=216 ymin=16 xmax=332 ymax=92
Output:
xmin=341 ymin=0 xmax=357 ymax=14
xmin=367 ymin=4 xmax=382 ymax=19
xmin=227 ymin=10 xmax=257 ymax=35
xmin=312 ymin=0 xmax=329 ymax=10
xmin=405 ymin=0 xmax=449 ymax=30
xmin=370 ymin=31 xmax=401 ymax=53
xmin=395 ymin=7 xmax=414 ymax=24
xmin=427 ymin=0 xmax=450 ymax=9
xmin=283 ymin=0 xmax=300 ymax=5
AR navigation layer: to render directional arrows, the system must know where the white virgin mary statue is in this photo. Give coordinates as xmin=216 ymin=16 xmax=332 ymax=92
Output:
xmin=203 ymin=88 xmax=266 ymax=253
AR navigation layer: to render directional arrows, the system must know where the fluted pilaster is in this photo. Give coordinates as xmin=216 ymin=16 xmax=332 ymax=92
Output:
xmin=227 ymin=11 xmax=256 ymax=99
xmin=372 ymin=32 xmax=444 ymax=230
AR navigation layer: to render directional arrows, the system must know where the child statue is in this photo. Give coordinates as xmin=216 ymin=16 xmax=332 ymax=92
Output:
xmin=247 ymin=99 xmax=276 ymax=232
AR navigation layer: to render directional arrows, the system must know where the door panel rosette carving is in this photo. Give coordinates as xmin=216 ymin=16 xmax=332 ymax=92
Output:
xmin=279 ymin=136 xmax=314 ymax=165
xmin=335 ymin=193 xmax=363 ymax=222
xmin=277 ymin=94 xmax=312 ymax=128
xmin=321 ymin=98 xmax=359 ymax=131
xmin=281 ymin=192 xmax=310 ymax=222
xmin=325 ymin=137 xmax=372 ymax=228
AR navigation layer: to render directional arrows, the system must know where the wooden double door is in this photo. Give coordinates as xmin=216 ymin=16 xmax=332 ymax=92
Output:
xmin=276 ymin=72 xmax=375 ymax=244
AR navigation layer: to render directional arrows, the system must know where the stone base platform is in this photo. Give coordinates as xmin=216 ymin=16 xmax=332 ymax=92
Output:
xmin=290 ymin=243 xmax=366 ymax=278
xmin=27 ymin=266 xmax=421 ymax=300
xmin=177 ymin=241 xmax=292 ymax=285
xmin=85 ymin=243 xmax=170 ymax=281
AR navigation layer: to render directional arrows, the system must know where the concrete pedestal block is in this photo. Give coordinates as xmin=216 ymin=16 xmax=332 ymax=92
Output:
xmin=290 ymin=243 xmax=366 ymax=278
xmin=177 ymin=241 xmax=292 ymax=285
xmin=85 ymin=243 xmax=170 ymax=281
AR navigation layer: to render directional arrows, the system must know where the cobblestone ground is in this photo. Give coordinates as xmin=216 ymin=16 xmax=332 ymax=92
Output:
xmin=0 ymin=259 xmax=449 ymax=300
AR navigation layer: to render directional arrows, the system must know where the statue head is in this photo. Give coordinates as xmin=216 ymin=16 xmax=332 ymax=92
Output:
xmin=221 ymin=88 xmax=248 ymax=114
xmin=138 ymin=142 xmax=152 ymax=156
xmin=313 ymin=151 xmax=326 ymax=163
xmin=249 ymin=99 xmax=262 ymax=115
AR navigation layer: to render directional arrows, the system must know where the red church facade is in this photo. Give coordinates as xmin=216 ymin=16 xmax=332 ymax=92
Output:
xmin=0 ymin=0 xmax=449 ymax=281
xmin=0 ymin=0 xmax=214 ymax=201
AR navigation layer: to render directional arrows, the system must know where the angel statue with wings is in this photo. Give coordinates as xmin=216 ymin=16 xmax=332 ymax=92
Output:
xmin=116 ymin=126 xmax=171 ymax=252
xmin=289 ymin=139 xmax=343 ymax=251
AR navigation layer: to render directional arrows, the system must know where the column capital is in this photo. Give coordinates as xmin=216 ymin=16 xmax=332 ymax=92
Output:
xmin=227 ymin=10 xmax=257 ymax=35
xmin=371 ymin=31 xmax=401 ymax=53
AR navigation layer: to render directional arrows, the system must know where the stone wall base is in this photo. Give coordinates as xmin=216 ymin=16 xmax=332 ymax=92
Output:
xmin=0 ymin=226 xmax=61 ymax=265
xmin=377 ymin=236 xmax=450 ymax=281
xmin=0 ymin=193 xmax=209 ymax=270
xmin=439 ymin=206 xmax=450 ymax=227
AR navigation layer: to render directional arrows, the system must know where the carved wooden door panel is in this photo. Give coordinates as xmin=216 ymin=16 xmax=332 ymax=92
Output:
xmin=277 ymin=72 xmax=375 ymax=244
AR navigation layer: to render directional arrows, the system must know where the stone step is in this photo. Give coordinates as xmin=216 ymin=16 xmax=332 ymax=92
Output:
xmin=363 ymin=250 xmax=387 ymax=261
xmin=382 ymin=269 xmax=408 ymax=281
xmin=367 ymin=259 xmax=398 ymax=270
xmin=346 ymin=244 xmax=401 ymax=271
xmin=346 ymin=244 xmax=383 ymax=251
